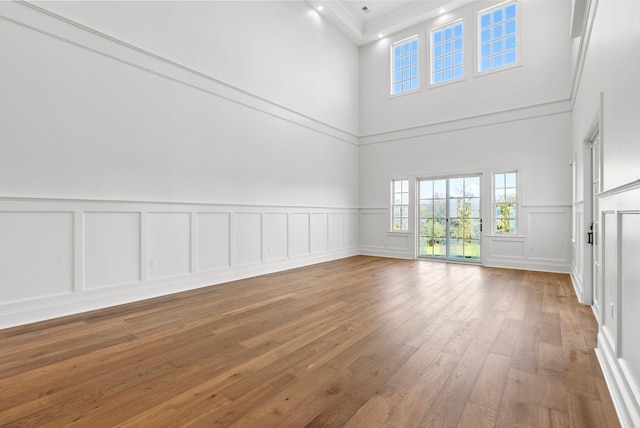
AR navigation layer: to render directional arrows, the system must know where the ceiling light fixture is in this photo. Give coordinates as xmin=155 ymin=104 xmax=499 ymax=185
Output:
xmin=317 ymin=5 xmax=324 ymax=11
xmin=378 ymin=33 xmax=383 ymax=38
xmin=439 ymin=8 xmax=446 ymax=14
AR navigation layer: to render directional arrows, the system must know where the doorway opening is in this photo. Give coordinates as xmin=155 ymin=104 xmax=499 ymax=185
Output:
xmin=589 ymin=132 xmax=602 ymax=315
xmin=580 ymin=92 xmax=603 ymax=311
xmin=417 ymin=175 xmax=482 ymax=262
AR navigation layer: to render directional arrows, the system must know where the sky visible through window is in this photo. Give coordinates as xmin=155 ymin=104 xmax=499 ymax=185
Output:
xmin=392 ymin=37 xmax=418 ymax=94
xmin=432 ymin=21 xmax=463 ymax=84
xmin=479 ymin=2 xmax=517 ymax=72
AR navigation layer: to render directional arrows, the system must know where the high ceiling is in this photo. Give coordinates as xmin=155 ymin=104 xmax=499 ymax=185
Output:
xmin=308 ymin=0 xmax=472 ymax=46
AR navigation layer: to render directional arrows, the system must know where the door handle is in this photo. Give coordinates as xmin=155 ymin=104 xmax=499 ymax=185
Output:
xmin=587 ymin=223 xmax=593 ymax=245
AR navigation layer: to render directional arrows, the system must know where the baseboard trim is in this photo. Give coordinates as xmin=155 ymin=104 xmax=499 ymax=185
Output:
xmin=0 ymin=248 xmax=359 ymax=330
xmin=570 ymin=268 xmax=585 ymax=304
xmin=359 ymin=247 xmax=413 ymax=260
xmin=483 ymin=259 xmax=570 ymax=274
xmin=595 ymin=332 xmax=640 ymax=428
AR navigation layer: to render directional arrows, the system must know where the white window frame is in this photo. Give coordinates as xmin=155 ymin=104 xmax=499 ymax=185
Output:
xmin=476 ymin=0 xmax=520 ymax=76
xmin=391 ymin=179 xmax=410 ymax=231
xmin=492 ymin=170 xmax=519 ymax=235
xmin=390 ymin=35 xmax=420 ymax=96
xmin=429 ymin=18 xmax=465 ymax=87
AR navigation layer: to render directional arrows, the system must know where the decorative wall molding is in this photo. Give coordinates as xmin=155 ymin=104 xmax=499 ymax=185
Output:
xmin=359 ymin=99 xmax=572 ymax=146
xmin=570 ymin=207 xmax=586 ymax=305
xmin=0 ymin=197 xmax=360 ymax=329
xmin=594 ymin=181 xmax=640 ymax=428
xmin=599 ymin=179 xmax=640 ymax=199
xmin=360 ymin=205 xmax=572 ymax=273
xmin=570 ymin=0 xmax=599 ymax=106
xmin=0 ymin=1 xmax=359 ymax=146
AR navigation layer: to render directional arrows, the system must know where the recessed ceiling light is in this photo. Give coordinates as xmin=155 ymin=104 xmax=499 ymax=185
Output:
xmin=378 ymin=33 xmax=384 ymax=38
xmin=439 ymin=8 xmax=446 ymax=14
xmin=317 ymin=5 xmax=324 ymax=11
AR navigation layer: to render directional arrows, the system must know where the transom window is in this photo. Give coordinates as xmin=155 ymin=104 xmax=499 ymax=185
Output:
xmin=479 ymin=1 xmax=517 ymax=72
xmin=494 ymin=171 xmax=517 ymax=234
xmin=392 ymin=179 xmax=409 ymax=231
xmin=431 ymin=20 xmax=464 ymax=84
xmin=391 ymin=36 xmax=419 ymax=94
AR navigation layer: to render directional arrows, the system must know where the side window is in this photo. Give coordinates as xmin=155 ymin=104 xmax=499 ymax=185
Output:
xmin=392 ymin=179 xmax=409 ymax=231
xmin=478 ymin=1 xmax=518 ymax=72
xmin=494 ymin=171 xmax=518 ymax=234
xmin=431 ymin=19 xmax=464 ymax=84
xmin=391 ymin=36 xmax=419 ymax=95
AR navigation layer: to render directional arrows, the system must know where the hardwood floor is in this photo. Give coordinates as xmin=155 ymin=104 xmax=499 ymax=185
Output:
xmin=0 ymin=256 xmax=620 ymax=427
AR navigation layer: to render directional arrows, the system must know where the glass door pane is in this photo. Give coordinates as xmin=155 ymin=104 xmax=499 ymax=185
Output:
xmin=448 ymin=176 xmax=481 ymax=260
xmin=419 ymin=178 xmax=447 ymax=257
xmin=419 ymin=175 xmax=481 ymax=262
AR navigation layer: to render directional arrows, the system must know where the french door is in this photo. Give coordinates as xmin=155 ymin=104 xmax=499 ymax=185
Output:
xmin=418 ymin=175 xmax=481 ymax=261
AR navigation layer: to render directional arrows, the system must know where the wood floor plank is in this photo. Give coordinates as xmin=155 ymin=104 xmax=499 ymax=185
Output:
xmin=538 ymin=342 xmax=566 ymax=377
xmin=382 ymin=351 xmax=460 ymax=428
xmin=534 ymin=374 xmax=569 ymax=413
xmin=420 ymin=338 xmax=493 ymax=427
xmin=457 ymin=401 xmax=498 ymax=428
xmin=533 ymin=405 xmax=570 ymax=428
xmin=491 ymin=317 xmax=522 ymax=357
xmin=595 ymin=377 xmax=623 ymax=428
xmin=469 ymin=352 xmax=512 ymax=410
xmin=0 ymin=256 xmax=622 ymax=427
xmin=342 ymin=360 xmax=430 ymax=428
xmin=305 ymin=344 xmax=417 ymax=427
xmin=511 ymin=324 xmax=541 ymax=373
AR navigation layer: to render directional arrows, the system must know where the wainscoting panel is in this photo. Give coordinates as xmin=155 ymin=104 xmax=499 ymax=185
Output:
xmin=490 ymin=239 xmax=525 ymax=259
xmin=345 ymin=213 xmax=360 ymax=249
xmin=234 ymin=213 xmax=262 ymax=267
xmin=619 ymin=212 xmax=640 ymax=395
xmin=148 ymin=212 xmax=191 ymax=280
xmin=289 ymin=213 xmax=310 ymax=257
xmin=601 ymin=211 xmax=618 ymax=354
xmin=264 ymin=213 xmax=288 ymax=262
xmin=529 ymin=211 xmax=570 ymax=262
xmin=595 ymin=181 xmax=640 ymax=428
xmin=484 ymin=205 xmax=571 ymax=272
xmin=329 ymin=213 xmax=344 ymax=251
xmin=310 ymin=213 xmax=328 ymax=254
xmin=360 ymin=211 xmax=387 ymax=249
xmin=0 ymin=211 xmax=74 ymax=302
xmin=0 ymin=198 xmax=360 ymax=329
xmin=387 ymin=233 xmax=412 ymax=251
xmin=85 ymin=212 xmax=141 ymax=289
xmin=196 ymin=212 xmax=230 ymax=272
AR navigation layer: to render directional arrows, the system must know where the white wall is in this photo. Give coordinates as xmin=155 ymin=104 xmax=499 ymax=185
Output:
xmin=358 ymin=0 xmax=574 ymax=272
xmin=32 ymin=0 xmax=360 ymax=136
xmin=359 ymin=111 xmax=573 ymax=271
xmin=0 ymin=1 xmax=360 ymax=328
xmin=359 ymin=0 xmax=572 ymax=136
xmin=571 ymin=0 xmax=640 ymax=425
xmin=1 ymin=1 xmax=359 ymax=206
